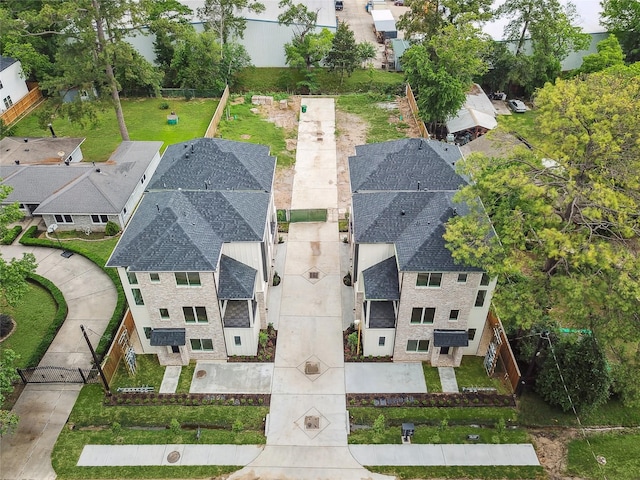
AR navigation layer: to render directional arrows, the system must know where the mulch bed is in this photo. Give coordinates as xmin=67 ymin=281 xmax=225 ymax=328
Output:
xmin=228 ymin=325 xmax=277 ymax=363
xmin=347 ymin=392 xmax=516 ymax=408
xmin=343 ymin=325 xmax=393 ymax=362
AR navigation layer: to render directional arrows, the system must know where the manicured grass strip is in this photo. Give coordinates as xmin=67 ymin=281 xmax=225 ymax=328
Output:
xmin=217 ymin=97 xmax=296 ymax=168
xmin=337 ymin=93 xmax=412 ymax=144
xmin=423 ymin=362 xmax=442 ymax=393
xmin=518 ymin=392 xmax=640 ymax=427
xmin=349 ymin=425 xmax=530 ymax=444
xmin=455 ymin=356 xmax=511 ymax=394
xmin=1 ymin=277 xmax=61 ymax=368
xmin=567 ymin=431 xmax=640 ymax=480
xmin=368 ymin=465 xmax=545 ymax=479
xmin=177 ymin=362 xmax=196 ymax=394
xmin=350 ymin=407 xmax=518 ymax=427
xmin=12 ymin=98 xmax=219 ymax=162
xmin=20 ymin=226 xmax=125 ymax=357
xmin=111 ymin=355 xmax=166 ymax=391
xmin=69 ymin=385 xmax=268 ymax=430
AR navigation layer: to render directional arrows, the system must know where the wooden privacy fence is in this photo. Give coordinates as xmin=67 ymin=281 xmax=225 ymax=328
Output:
xmin=0 ymin=85 xmax=44 ymax=125
xmin=405 ymin=83 xmax=430 ymax=139
xmin=101 ymin=310 xmax=136 ymax=386
xmin=204 ymin=84 xmax=230 ymax=138
xmin=484 ymin=309 xmax=521 ymax=392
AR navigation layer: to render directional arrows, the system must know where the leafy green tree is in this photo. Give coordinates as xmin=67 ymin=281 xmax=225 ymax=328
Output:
xmin=197 ymin=0 xmax=265 ymax=48
xmin=325 ymin=21 xmax=360 ymax=83
xmin=535 ymin=334 xmax=611 ymax=414
xmin=0 ymin=349 xmax=20 ymax=436
xmin=577 ymin=34 xmax=625 ymax=74
xmin=601 ymin=0 xmax=640 ymax=62
xmin=397 ymin=0 xmax=493 ymax=40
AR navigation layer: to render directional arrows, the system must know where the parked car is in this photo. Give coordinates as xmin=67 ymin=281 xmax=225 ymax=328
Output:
xmin=335 ymin=0 xmax=344 ymax=10
xmin=394 ymin=0 xmax=405 ymax=5
xmin=508 ymin=99 xmax=527 ymax=113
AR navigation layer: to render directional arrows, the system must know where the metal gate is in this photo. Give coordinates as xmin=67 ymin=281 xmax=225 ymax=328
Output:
xmin=16 ymin=366 xmax=100 ymax=384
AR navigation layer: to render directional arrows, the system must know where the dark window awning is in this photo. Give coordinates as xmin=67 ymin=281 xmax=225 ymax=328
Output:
xmin=433 ymin=329 xmax=469 ymax=348
xmin=150 ymin=328 xmax=186 ymax=347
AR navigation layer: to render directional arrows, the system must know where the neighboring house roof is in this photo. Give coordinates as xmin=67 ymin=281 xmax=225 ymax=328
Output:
xmin=350 ymin=138 xmax=485 ymax=272
xmin=218 ymin=254 xmax=257 ymax=300
xmin=150 ymin=328 xmax=186 ymax=347
xmin=433 ymin=329 xmax=469 ymax=347
xmin=2 ymin=166 xmax=87 ymax=204
xmin=362 ymin=256 xmax=400 ymax=301
xmin=459 ymin=130 xmax=530 ymax=158
xmin=0 ymin=137 xmax=85 ymax=166
xmin=149 ymin=138 xmax=275 ymax=193
xmin=371 ymin=9 xmax=396 ymax=33
xmin=0 ymin=55 xmax=18 ymax=72
xmin=107 ymin=138 xmax=275 ymax=273
xmin=446 ymin=84 xmax=497 ymax=134
xmin=349 ymin=138 xmax=464 ymax=192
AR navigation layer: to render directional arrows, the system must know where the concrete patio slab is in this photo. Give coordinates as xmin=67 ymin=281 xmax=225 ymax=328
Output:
xmin=189 ymin=363 xmax=273 ymax=394
xmin=286 ymin=222 xmax=339 ymax=243
xmin=278 ymin=275 xmax=343 ymax=317
xmin=273 ymin=316 xmax=344 ymax=369
xmin=271 ymin=366 xmax=346 ymax=395
xmin=345 ymin=363 xmax=428 ymax=394
xmin=159 ymin=366 xmax=182 ymax=393
xmin=282 ymin=239 xmax=341 ymax=275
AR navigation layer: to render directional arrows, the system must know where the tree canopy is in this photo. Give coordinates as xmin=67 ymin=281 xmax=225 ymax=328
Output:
xmin=197 ymin=0 xmax=265 ymax=47
xmin=601 ymin=0 xmax=640 ymax=62
xmin=577 ymin=34 xmax=625 ymax=74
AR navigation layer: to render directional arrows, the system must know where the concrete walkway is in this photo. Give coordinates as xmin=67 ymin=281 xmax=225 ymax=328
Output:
xmin=0 ymin=244 xmax=118 ymax=480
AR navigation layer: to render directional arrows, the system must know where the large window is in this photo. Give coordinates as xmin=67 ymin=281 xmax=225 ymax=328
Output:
xmin=416 ymin=272 xmax=442 ymax=287
xmin=190 ymin=338 xmax=213 ymax=351
xmin=406 ymin=339 xmax=429 ymax=353
xmin=91 ymin=214 xmax=109 ymax=224
xmin=468 ymin=328 xmax=477 ymax=341
xmin=480 ymin=273 xmax=491 ymax=286
xmin=131 ymin=288 xmax=144 ymax=306
xmin=411 ymin=307 xmax=435 ymax=324
xmin=457 ymin=273 xmax=467 ymax=283
xmin=149 ymin=273 xmax=160 ymax=283
xmin=54 ymin=214 xmax=73 ymax=224
xmin=475 ymin=290 xmax=487 ymax=307
xmin=3 ymin=96 xmax=13 ymax=109
xmin=175 ymin=272 xmax=201 ymax=286
xmin=183 ymin=306 xmax=208 ymax=323
xmin=126 ymin=271 xmax=138 ymax=285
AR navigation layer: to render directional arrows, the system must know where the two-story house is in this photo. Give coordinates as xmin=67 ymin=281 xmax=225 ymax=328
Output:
xmin=349 ymin=138 xmax=496 ymax=367
xmin=106 ymin=138 xmax=277 ymax=366
xmin=0 ymin=56 xmax=29 ymax=114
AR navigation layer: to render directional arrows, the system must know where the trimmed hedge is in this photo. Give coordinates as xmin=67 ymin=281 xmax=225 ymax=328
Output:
xmin=24 ymin=274 xmax=68 ymax=368
xmin=19 ymin=225 xmax=125 ymax=357
xmin=106 ymin=393 xmax=270 ymax=408
xmin=2 ymin=225 xmax=22 ymax=245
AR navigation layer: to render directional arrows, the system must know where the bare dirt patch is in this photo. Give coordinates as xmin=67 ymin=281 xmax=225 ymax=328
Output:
xmin=336 ymin=110 xmax=366 ymax=212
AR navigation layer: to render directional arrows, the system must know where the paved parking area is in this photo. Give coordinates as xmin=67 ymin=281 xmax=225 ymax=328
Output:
xmin=189 ymin=363 xmax=274 ymax=394
xmin=345 ymin=363 xmax=427 ymax=393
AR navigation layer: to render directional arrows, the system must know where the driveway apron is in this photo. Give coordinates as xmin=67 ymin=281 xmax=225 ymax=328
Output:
xmin=0 ymin=245 xmax=117 ymax=480
xmin=230 ymin=99 xmax=390 ymax=479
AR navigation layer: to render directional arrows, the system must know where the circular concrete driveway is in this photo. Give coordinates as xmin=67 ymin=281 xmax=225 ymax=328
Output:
xmin=0 ymin=244 xmax=118 ymax=480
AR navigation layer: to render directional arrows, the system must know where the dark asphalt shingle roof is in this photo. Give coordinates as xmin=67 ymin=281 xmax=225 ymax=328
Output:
xmin=150 ymin=328 xmax=186 ymax=347
xmin=0 ymin=56 xmax=18 ymax=72
xmin=107 ymin=189 xmax=270 ymax=271
xmin=149 ymin=138 xmax=275 ymax=192
xmin=218 ymin=255 xmax=257 ymax=299
xmin=433 ymin=329 xmax=469 ymax=347
xmin=362 ymin=256 xmax=400 ymax=300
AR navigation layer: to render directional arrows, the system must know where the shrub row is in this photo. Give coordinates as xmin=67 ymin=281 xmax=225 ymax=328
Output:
xmin=347 ymin=393 xmax=516 ymax=409
xmin=19 ymin=225 xmax=126 ymax=357
xmin=2 ymin=225 xmax=22 ymax=245
xmin=106 ymin=393 xmax=271 ymax=407
xmin=24 ymin=274 xmax=68 ymax=368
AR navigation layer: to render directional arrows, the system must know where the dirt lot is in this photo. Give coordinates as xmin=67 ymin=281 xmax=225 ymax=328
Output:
xmin=260 ymin=95 xmax=421 ymax=212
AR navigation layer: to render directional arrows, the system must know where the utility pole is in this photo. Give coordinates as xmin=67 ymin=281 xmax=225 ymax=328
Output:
xmin=80 ymin=324 xmax=111 ymax=396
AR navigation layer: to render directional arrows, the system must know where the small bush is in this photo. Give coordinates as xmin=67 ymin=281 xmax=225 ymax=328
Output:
xmin=232 ymin=418 xmax=244 ymax=433
xmin=159 ymin=102 xmax=170 ymax=110
xmin=272 ymin=271 xmax=281 ymax=286
xmin=259 ymin=331 xmax=268 ymax=348
xmin=347 ymin=331 xmax=358 ymax=352
xmin=169 ymin=418 xmax=181 ymax=435
xmin=105 ymin=221 xmax=121 ymax=236
xmin=0 ymin=314 xmax=14 ymax=337
xmin=372 ymin=414 xmax=386 ymax=439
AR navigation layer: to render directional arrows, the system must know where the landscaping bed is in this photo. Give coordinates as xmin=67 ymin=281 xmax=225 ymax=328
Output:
xmin=347 ymin=392 xmax=516 ymax=408
xmin=228 ymin=324 xmax=277 ymax=362
xmin=106 ymin=392 xmax=270 ymax=407
xmin=343 ymin=325 xmax=392 ymax=362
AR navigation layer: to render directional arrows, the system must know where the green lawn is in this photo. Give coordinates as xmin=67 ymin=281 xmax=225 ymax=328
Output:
xmin=349 ymin=424 xmax=529 ymax=444
xmin=337 ymin=93 xmax=411 ymax=144
xmin=423 ymin=362 xmax=442 ymax=393
xmin=2 ymin=280 xmax=57 ymax=369
xmin=216 ymin=96 xmax=296 ymax=167
xmin=454 ymin=356 xmax=511 ymax=394
xmin=497 ymin=110 xmax=541 ymax=149
xmin=369 ymin=465 xmax=545 ymax=479
xmin=12 ymin=98 xmax=219 ymax=162
xmin=567 ymin=431 xmax=640 ymax=479
xmin=110 ymin=355 xmax=166 ymax=392
xmin=350 ymin=406 xmax=517 ymax=426
xmin=49 ymin=232 xmax=120 ymax=267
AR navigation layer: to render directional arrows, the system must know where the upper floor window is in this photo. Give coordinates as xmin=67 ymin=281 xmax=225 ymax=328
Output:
xmin=3 ymin=96 xmax=13 ymax=109
xmin=126 ymin=271 xmax=138 ymax=284
xmin=54 ymin=214 xmax=73 ymax=224
xmin=0 ymin=80 xmax=4 ymax=89
xmin=159 ymin=308 xmax=170 ymax=320
xmin=183 ymin=306 xmax=208 ymax=323
xmin=411 ymin=307 xmax=435 ymax=324
xmin=149 ymin=273 xmax=160 ymax=283
xmin=175 ymin=272 xmax=201 ymax=286
xmin=468 ymin=328 xmax=477 ymax=341
xmin=475 ymin=290 xmax=487 ymax=307
xmin=416 ymin=272 xmax=442 ymax=288
xmin=457 ymin=273 xmax=467 ymax=283
xmin=480 ymin=273 xmax=490 ymax=286
xmin=131 ymin=288 xmax=144 ymax=306
xmin=449 ymin=309 xmax=460 ymax=321
xmin=91 ymin=214 xmax=109 ymax=224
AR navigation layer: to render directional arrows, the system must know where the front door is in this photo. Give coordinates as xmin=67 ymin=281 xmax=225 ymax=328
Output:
xmin=171 ymin=345 xmax=180 ymax=353
xmin=440 ymin=346 xmax=450 ymax=355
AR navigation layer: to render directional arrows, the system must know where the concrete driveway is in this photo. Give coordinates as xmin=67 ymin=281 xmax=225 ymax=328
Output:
xmin=0 ymin=244 xmax=117 ymax=480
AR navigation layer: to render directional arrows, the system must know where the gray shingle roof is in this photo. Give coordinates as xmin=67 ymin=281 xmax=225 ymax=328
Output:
xmin=0 ymin=56 xmax=18 ymax=72
xmin=2 ymin=166 xmax=88 ymax=204
xmin=218 ymin=255 xmax=257 ymax=299
xmin=149 ymin=138 xmax=275 ymax=192
xmin=150 ymin=328 xmax=186 ymax=347
xmin=349 ymin=138 xmax=464 ymax=192
xmin=433 ymin=329 xmax=469 ymax=347
xmin=362 ymin=256 xmax=400 ymax=300
xmin=106 ymin=189 xmax=269 ymax=271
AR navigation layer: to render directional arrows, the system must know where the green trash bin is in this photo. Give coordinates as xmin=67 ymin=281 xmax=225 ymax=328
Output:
xmin=301 ymin=105 xmax=307 ymax=113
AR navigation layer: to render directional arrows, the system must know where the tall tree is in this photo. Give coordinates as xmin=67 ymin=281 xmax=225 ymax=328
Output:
xmin=197 ymin=0 xmax=265 ymax=48
xmin=397 ymin=0 xmax=493 ymax=40
xmin=577 ymin=34 xmax=625 ymax=74
xmin=325 ymin=21 xmax=360 ymax=83
xmin=444 ymin=69 xmax=640 ymax=402
xmin=600 ymin=0 xmax=640 ymax=62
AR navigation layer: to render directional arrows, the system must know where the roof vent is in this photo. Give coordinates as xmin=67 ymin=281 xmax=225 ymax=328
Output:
xmin=156 ymin=203 xmax=160 ymax=212
xmin=185 ymin=153 xmax=189 ymax=158
xmin=418 ymin=140 xmax=423 ymax=150
xmin=401 ymin=210 xmax=405 ymax=216
xmin=417 ymin=181 xmax=420 ymax=191
xmin=23 ymin=138 xmax=28 ymax=143
xmin=14 ymin=160 xmax=19 ymax=165
xmin=64 ymin=159 xmax=70 ymax=166
xmin=452 ymin=208 xmax=458 ymax=216
xmin=444 ymin=147 xmax=448 ymax=151
xmin=95 ymin=168 xmax=101 ymax=173
xmin=191 ymin=143 xmax=195 ymax=153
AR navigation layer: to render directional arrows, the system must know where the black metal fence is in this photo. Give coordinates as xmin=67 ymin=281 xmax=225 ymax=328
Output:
xmin=17 ymin=366 xmax=101 ymax=384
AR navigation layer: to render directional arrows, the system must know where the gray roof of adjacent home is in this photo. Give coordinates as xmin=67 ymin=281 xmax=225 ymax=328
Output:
xmin=433 ymin=329 xmax=469 ymax=347
xmin=106 ymin=189 xmax=270 ymax=272
xmin=218 ymin=254 xmax=257 ymax=300
xmin=349 ymin=138 xmax=465 ymax=192
xmin=2 ymin=166 xmax=89 ymax=204
xmin=150 ymin=328 xmax=186 ymax=347
xmin=32 ymin=141 xmax=162 ymax=215
xmin=0 ymin=137 xmax=85 ymax=166
xmin=362 ymin=256 xmax=400 ymax=300
xmin=0 ymin=55 xmax=18 ymax=72
xmin=149 ymin=138 xmax=275 ymax=193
